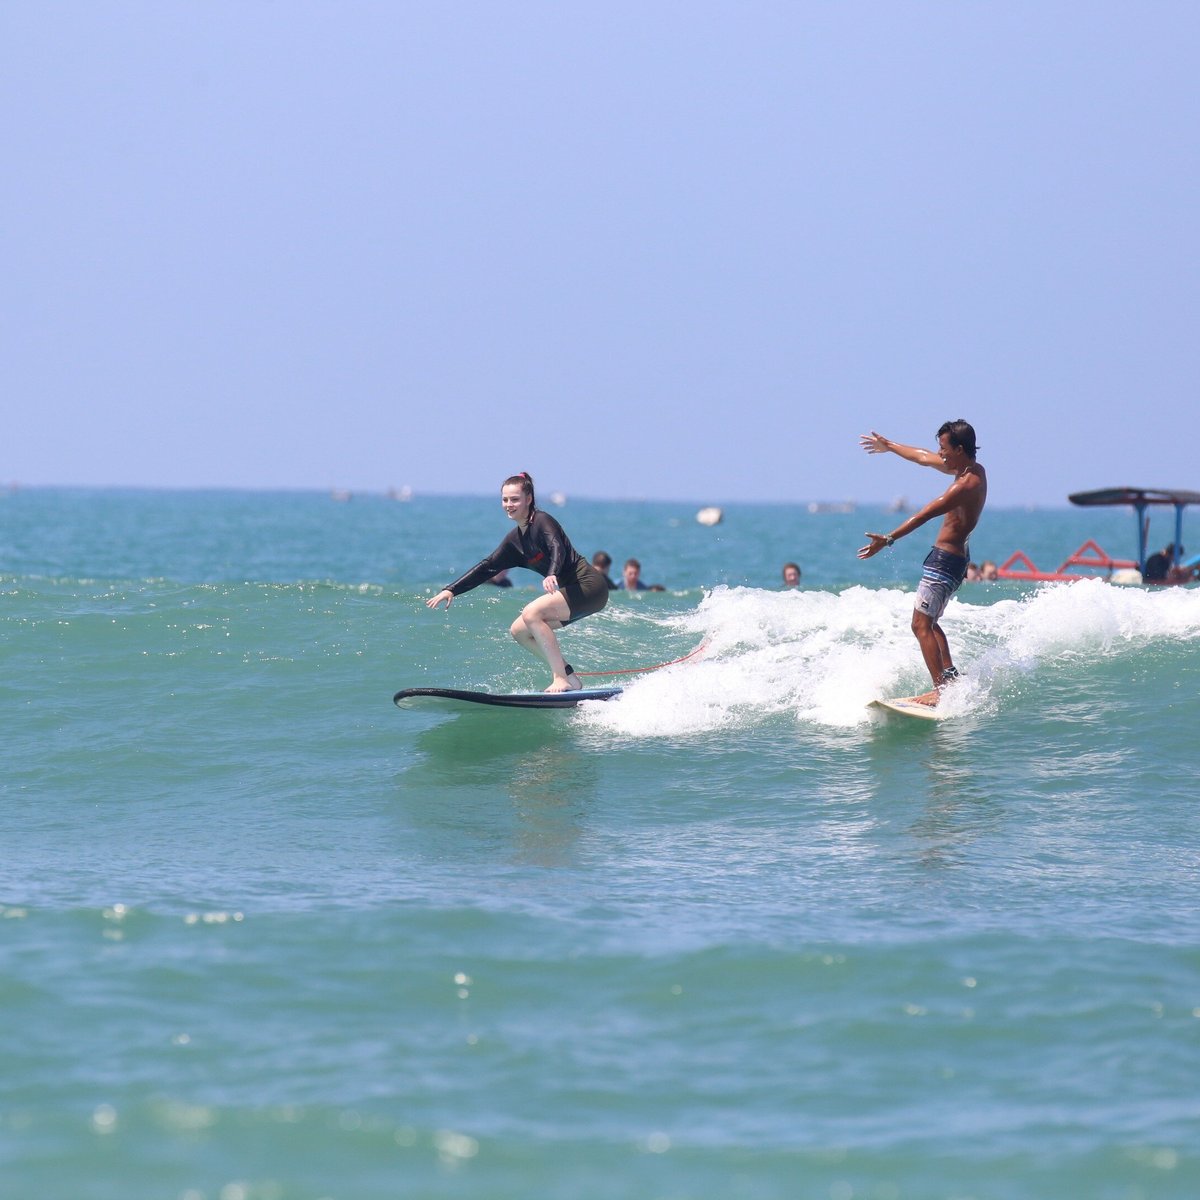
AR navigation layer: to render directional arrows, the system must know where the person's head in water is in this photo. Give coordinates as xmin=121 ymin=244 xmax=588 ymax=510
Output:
xmin=781 ymin=562 xmax=801 ymax=587
xmin=501 ymin=472 xmax=536 ymax=524
xmin=937 ymin=420 xmax=978 ymax=461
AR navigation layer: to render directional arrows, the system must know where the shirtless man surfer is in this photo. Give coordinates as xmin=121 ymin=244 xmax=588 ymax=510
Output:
xmin=857 ymin=421 xmax=987 ymax=706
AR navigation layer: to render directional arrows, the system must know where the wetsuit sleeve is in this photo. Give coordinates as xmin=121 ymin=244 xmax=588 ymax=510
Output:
xmin=446 ymin=535 xmax=521 ymax=596
xmin=533 ymin=511 xmax=573 ymax=579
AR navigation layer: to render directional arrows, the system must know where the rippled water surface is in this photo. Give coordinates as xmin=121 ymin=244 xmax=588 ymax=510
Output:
xmin=2 ymin=490 xmax=1198 ymax=1199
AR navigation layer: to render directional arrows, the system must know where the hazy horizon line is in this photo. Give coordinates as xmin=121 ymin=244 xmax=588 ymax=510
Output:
xmin=0 ymin=481 xmax=1087 ymax=510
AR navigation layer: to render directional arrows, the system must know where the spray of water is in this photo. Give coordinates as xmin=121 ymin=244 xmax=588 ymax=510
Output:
xmin=579 ymin=581 xmax=1200 ymax=736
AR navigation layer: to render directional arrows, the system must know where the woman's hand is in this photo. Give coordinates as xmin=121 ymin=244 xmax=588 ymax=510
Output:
xmin=426 ymin=589 xmax=454 ymax=610
xmin=542 ymin=575 xmax=560 ymax=594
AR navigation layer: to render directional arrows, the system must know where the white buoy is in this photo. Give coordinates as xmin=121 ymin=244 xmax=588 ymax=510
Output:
xmin=695 ymin=506 xmax=723 ymax=526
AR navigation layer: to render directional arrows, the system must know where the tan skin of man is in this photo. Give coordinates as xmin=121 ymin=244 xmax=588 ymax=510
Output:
xmin=857 ymin=430 xmax=988 ymax=705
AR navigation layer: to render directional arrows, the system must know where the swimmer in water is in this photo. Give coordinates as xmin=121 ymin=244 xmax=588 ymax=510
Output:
xmin=426 ymin=472 xmax=608 ymax=693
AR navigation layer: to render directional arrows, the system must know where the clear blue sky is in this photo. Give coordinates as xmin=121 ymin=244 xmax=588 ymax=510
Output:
xmin=4 ymin=2 xmax=1198 ymax=504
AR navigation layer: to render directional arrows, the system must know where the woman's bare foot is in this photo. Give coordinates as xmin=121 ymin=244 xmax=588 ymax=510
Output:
xmin=545 ymin=673 xmax=582 ymax=694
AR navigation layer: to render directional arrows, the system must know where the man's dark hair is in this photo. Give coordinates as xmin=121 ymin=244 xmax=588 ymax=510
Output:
xmin=937 ymin=419 xmax=978 ymax=460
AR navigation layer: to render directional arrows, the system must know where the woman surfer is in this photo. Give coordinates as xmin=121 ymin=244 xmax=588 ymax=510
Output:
xmin=425 ymin=473 xmax=609 ymax=693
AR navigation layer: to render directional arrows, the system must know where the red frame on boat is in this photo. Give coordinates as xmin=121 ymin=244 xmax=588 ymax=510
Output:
xmin=997 ymin=540 xmax=1137 ymax=583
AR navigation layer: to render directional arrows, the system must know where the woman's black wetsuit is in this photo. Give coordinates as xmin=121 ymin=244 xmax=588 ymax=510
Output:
xmin=445 ymin=509 xmax=609 ymax=625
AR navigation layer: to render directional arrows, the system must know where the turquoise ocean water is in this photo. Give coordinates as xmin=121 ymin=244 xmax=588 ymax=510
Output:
xmin=3 ymin=489 xmax=1199 ymax=1200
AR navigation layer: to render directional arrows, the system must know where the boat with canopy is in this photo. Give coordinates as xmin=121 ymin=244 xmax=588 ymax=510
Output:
xmin=997 ymin=487 xmax=1200 ymax=584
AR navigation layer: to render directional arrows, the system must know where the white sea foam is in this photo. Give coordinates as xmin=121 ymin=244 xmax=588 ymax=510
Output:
xmin=580 ymin=581 xmax=1200 ymax=736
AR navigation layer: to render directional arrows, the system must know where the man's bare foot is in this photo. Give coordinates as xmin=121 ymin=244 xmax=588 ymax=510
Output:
xmin=545 ymin=674 xmax=582 ymax=693
xmin=912 ymin=689 xmax=940 ymax=707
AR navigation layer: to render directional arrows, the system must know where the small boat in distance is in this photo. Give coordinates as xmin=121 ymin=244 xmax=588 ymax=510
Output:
xmin=998 ymin=487 xmax=1200 ymax=585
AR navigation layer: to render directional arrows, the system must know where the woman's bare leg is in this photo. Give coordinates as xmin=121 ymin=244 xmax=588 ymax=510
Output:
xmin=510 ymin=593 xmax=578 ymax=691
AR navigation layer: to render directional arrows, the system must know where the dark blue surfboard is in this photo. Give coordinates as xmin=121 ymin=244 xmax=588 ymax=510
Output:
xmin=393 ymin=685 xmax=623 ymax=710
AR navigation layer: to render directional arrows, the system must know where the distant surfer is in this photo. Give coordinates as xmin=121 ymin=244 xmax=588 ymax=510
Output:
xmin=857 ymin=421 xmax=987 ymax=706
xmin=426 ymin=472 xmax=608 ymax=693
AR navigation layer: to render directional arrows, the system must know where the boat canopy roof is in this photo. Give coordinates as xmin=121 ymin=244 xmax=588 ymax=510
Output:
xmin=1069 ymin=487 xmax=1200 ymax=508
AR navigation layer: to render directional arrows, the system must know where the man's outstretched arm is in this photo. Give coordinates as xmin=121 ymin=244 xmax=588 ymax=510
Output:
xmin=859 ymin=431 xmax=954 ymax=473
xmin=857 ymin=473 xmax=979 ymax=559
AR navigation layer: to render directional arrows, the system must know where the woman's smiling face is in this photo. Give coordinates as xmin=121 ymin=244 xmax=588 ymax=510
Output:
xmin=501 ymin=482 xmax=532 ymax=523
